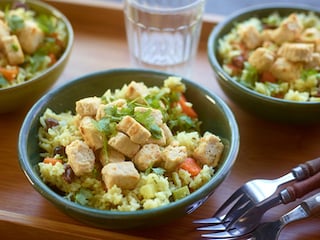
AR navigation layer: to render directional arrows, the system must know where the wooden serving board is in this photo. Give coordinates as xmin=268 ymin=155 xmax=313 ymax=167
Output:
xmin=0 ymin=1 xmax=319 ymax=239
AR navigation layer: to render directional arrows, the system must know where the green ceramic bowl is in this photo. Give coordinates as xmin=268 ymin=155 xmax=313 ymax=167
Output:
xmin=0 ymin=0 xmax=73 ymax=113
xmin=208 ymin=4 xmax=320 ymax=124
xmin=18 ymin=69 xmax=239 ymax=229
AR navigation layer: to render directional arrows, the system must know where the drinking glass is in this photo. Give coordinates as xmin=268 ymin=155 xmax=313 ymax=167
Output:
xmin=124 ymin=0 xmax=205 ymax=77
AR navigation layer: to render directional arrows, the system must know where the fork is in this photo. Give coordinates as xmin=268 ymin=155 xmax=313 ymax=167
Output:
xmin=196 ymin=170 xmax=320 ymax=238
xmin=194 ymin=157 xmax=320 ymax=227
xmin=202 ymin=191 xmax=320 ymax=240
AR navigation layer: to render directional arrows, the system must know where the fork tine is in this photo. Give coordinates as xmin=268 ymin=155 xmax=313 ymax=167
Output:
xmin=212 ymin=188 xmax=245 ymax=218
xmin=196 ymin=205 xmax=250 ymax=232
xmin=194 ymin=189 xmax=245 ymax=225
xmin=220 ymin=194 xmax=252 ymax=225
xmin=193 ymin=188 xmax=245 ymax=225
xmin=193 ymin=215 xmax=227 ymax=224
xmin=197 ymin=223 xmax=226 ymax=231
xmin=201 ymin=227 xmax=242 ymax=239
xmin=196 ymin=196 xmax=254 ymax=232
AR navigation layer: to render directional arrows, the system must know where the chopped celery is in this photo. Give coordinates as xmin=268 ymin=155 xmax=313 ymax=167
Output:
xmin=172 ymin=186 xmax=190 ymax=201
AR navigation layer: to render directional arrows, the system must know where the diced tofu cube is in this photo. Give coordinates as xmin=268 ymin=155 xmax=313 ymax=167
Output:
xmin=260 ymin=29 xmax=274 ymax=42
xmin=270 ymin=57 xmax=302 ymax=82
xmin=161 ymin=123 xmax=173 ymax=144
xmin=101 ymin=161 xmax=140 ymax=190
xmin=134 ymin=106 xmax=163 ymax=125
xmin=305 ymin=53 xmax=320 ymax=69
xmin=248 ymin=47 xmax=275 ymax=73
xmin=99 ymin=148 xmax=125 ymax=166
xmin=96 ymin=99 xmax=126 ymax=120
xmin=145 ymin=127 xmax=166 ymax=146
xmin=0 ymin=20 xmax=9 ymax=49
xmin=2 ymin=35 xmax=24 ymax=65
xmin=300 ymin=27 xmax=320 ymax=43
xmin=65 ymin=140 xmax=95 ymax=176
xmin=17 ymin=20 xmax=44 ymax=54
xmin=79 ymin=116 xmax=104 ymax=150
xmin=117 ymin=116 xmax=151 ymax=145
xmin=125 ymin=81 xmax=149 ymax=102
xmin=133 ymin=144 xmax=162 ymax=171
xmin=192 ymin=132 xmax=224 ymax=167
xmin=238 ymin=25 xmax=261 ymax=49
xmin=271 ymin=13 xmax=302 ymax=44
xmin=161 ymin=144 xmax=188 ymax=171
xmin=76 ymin=97 xmax=101 ymax=117
xmin=278 ymin=43 xmax=314 ymax=62
xmin=108 ymin=132 xmax=140 ymax=158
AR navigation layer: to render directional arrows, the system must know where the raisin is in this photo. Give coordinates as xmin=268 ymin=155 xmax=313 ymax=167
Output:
xmin=53 ymin=146 xmax=66 ymax=157
xmin=63 ymin=165 xmax=75 ymax=184
xmin=45 ymin=118 xmax=59 ymax=130
xmin=231 ymin=55 xmax=245 ymax=69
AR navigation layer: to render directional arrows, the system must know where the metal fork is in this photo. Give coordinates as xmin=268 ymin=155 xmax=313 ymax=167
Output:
xmin=193 ymin=157 xmax=320 ymax=227
xmin=195 ymin=171 xmax=320 ymax=238
xmin=202 ymin=191 xmax=320 ymax=240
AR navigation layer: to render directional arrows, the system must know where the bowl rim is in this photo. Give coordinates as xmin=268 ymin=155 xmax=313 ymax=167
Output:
xmin=18 ymin=68 xmax=239 ymax=218
xmin=208 ymin=3 xmax=320 ymax=106
xmin=0 ymin=0 xmax=74 ymax=93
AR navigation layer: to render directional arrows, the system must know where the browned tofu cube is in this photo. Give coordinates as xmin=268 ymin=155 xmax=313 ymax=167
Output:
xmin=76 ymin=97 xmax=101 ymax=117
xmin=108 ymin=132 xmax=140 ymax=158
xmin=65 ymin=140 xmax=95 ymax=176
xmin=161 ymin=144 xmax=188 ymax=171
xmin=117 ymin=116 xmax=151 ymax=145
xmin=79 ymin=116 xmax=104 ymax=150
xmin=133 ymin=143 xmax=162 ymax=171
xmin=192 ymin=132 xmax=224 ymax=167
xmin=101 ymin=161 xmax=140 ymax=190
xmin=99 ymin=148 xmax=125 ymax=166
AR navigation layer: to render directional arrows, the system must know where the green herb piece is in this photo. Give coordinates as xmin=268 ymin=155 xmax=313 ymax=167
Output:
xmin=0 ymin=76 xmax=8 ymax=87
xmin=11 ymin=44 xmax=19 ymax=52
xmin=134 ymin=109 xmax=162 ymax=139
xmin=26 ymin=53 xmax=48 ymax=73
xmin=172 ymin=186 xmax=190 ymax=201
xmin=239 ymin=62 xmax=259 ymax=89
xmin=75 ymin=188 xmax=92 ymax=205
xmin=36 ymin=14 xmax=55 ymax=34
xmin=6 ymin=14 xmax=24 ymax=32
xmin=301 ymin=69 xmax=319 ymax=80
xmin=145 ymin=167 xmax=166 ymax=175
xmin=152 ymin=167 xmax=166 ymax=175
xmin=95 ymin=118 xmax=117 ymax=137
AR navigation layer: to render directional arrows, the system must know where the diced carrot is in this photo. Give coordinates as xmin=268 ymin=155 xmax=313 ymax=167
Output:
xmin=260 ymin=71 xmax=276 ymax=83
xmin=0 ymin=67 xmax=19 ymax=82
xmin=179 ymin=157 xmax=202 ymax=177
xmin=178 ymin=95 xmax=198 ymax=118
xmin=48 ymin=53 xmax=57 ymax=65
xmin=43 ymin=157 xmax=62 ymax=165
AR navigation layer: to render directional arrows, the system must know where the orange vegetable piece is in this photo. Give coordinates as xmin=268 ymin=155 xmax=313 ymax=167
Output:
xmin=43 ymin=157 xmax=62 ymax=165
xmin=260 ymin=71 xmax=276 ymax=83
xmin=179 ymin=157 xmax=201 ymax=177
xmin=178 ymin=95 xmax=198 ymax=118
xmin=0 ymin=67 xmax=19 ymax=82
xmin=48 ymin=53 xmax=57 ymax=65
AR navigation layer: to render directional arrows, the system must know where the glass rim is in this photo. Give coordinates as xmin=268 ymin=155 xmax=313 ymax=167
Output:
xmin=124 ymin=0 xmax=206 ymax=13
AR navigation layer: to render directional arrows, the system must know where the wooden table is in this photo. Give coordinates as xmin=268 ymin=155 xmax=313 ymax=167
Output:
xmin=1 ymin=1 xmax=319 ymax=239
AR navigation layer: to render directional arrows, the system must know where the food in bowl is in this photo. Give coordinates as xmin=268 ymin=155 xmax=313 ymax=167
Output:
xmin=38 ymin=76 xmax=224 ymax=211
xmin=0 ymin=1 xmax=68 ymax=89
xmin=218 ymin=11 xmax=320 ymax=102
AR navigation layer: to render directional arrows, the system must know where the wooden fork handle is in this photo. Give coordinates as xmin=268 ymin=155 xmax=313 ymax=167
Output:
xmin=302 ymin=192 xmax=320 ymax=216
xmin=293 ymin=157 xmax=320 ymax=180
xmin=282 ymin=171 xmax=320 ymax=204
